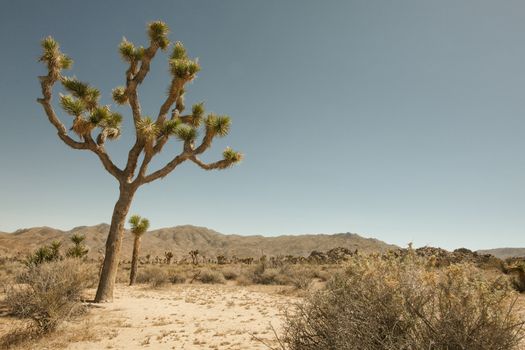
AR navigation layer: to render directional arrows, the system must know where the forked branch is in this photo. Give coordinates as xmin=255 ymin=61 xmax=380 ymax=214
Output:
xmin=37 ymin=38 xmax=123 ymax=180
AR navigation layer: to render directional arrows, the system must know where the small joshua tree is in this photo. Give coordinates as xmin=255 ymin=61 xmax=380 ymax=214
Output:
xmin=66 ymin=233 xmax=89 ymax=259
xmin=37 ymin=21 xmax=242 ymax=302
xmin=189 ymin=250 xmax=200 ymax=265
xmin=165 ymin=251 xmax=174 ymax=264
xmin=129 ymin=215 xmax=150 ymax=286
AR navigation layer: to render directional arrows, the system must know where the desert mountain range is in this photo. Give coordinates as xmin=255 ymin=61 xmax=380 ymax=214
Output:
xmin=0 ymin=224 xmax=399 ymax=260
xmin=0 ymin=224 xmax=522 ymax=260
xmin=476 ymin=248 xmax=525 ymax=260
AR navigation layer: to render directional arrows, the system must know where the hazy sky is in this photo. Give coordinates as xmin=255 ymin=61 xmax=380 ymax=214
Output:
xmin=0 ymin=0 xmax=524 ymax=250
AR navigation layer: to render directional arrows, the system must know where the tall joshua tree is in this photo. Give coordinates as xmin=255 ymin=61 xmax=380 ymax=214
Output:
xmin=128 ymin=215 xmax=150 ymax=286
xmin=37 ymin=21 xmax=243 ymax=302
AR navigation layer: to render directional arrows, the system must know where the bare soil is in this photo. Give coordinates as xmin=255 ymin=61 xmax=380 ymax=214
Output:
xmin=52 ymin=283 xmax=297 ymax=350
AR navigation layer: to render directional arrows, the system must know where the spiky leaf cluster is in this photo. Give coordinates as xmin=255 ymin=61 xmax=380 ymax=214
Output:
xmin=66 ymin=244 xmax=89 ymax=259
xmin=162 ymin=119 xmax=182 ymax=135
xmin=206 ymin=114 xmax=231 ymax=137
xmin=169 ymin=58 xmax=200 ymax=80
xmin=190 ymin=102 xmax=205 ymax=127
xmin=89 ymin=106 xmax=122 ymax=127
xmin=62 ymin=77 xmax=100 ymax=110
xmin=70 ymin=233 xmax=86 ymax=245
xmin=59 ymin=94 xmax=85 ymax=116
xmin=39 ymin=36 xmax=73 ymax=70
xmin=41 ymin=36 xmax=58 ymax=56
xmin=88 ymin=106 xmax=122 ymax=142
xmin=174 ymin=124 xmax=197 ymax=142
xmin=137 ymin=116 xmax=160 ymax=141
xmin=119 ymin=38 xmax=144 ymax=62
xmin=112 ymin=86 xmax=128 ymax=105
xmin=170 ymin=41 xmax=187 ymax=60
xmin=66 ymin=233 xmax=89 ymax=258
xmin=148 ymin=21 xmax=170 ymax=50
xmin=223 ymin=147 xmax=243 ymax=163
xmin=59 ymin=55 xmax=73 ymax=70
xmin=72 ymin=116 xmax=95 ymax=136
xmin=102 ymin=128 xmax=121 ymax=140
xmin=25 ymin=241 xmax=62 ymax=267
xmin=129 ymin=215 xmax=150 ymax=236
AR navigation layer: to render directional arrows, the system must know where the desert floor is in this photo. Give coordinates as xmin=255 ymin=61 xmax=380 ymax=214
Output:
xmin=0 ymin=283 xmax=300 ymax=350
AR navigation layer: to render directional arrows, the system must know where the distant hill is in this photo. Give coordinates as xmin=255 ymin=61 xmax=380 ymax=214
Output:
xmin=476 ymin=248 xmax=525 ymax=260
xmin=0 ymin=224 xmax=397 ymax=260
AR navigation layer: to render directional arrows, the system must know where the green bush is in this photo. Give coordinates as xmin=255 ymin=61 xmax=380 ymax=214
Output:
xmin=283 ymin=255 xmax=525 ymax=350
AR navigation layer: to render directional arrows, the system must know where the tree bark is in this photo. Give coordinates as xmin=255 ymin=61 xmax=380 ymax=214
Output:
xmin=95 ymin=185 xmax=136 ymax=302
xmin=129 ymin=235 xmax=141 ymax=286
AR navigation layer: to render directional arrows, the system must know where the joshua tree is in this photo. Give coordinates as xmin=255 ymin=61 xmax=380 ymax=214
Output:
xmin=216 ymin=254 xmax=228 ymax=265
xmin=165 ymin=251 xmax=174 ymax=264
xmin=189 ymin=250 xmax=199 ymax=265
xmin=66 ymin=233 xmax=89 ymax=259
xmin=36 ymin=21 xmax=242 ymax=302
xmin=128 ymin=215 xmax=150 ymax=286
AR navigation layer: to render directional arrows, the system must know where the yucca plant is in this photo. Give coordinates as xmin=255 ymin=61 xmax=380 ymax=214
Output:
xmin=26 ymin=240 xmax=62 ymax=267
xmin=66 ymin=233 xmax=89 ymax=259
xmin=128 ymin=215 xmax=150 ymax=286
xmin=36 ymin=21 xmax=243 ymax=302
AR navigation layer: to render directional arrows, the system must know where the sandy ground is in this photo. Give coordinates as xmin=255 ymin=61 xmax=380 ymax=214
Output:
xmin=66 ymin=283 xmax=298 ymax=350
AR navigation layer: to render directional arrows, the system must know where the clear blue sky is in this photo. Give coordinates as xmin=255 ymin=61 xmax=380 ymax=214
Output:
xmin=0 ymin=0 xmax=523 ymax=250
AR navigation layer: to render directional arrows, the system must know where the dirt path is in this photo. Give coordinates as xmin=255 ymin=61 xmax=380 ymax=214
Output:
xmin=69 ymin=284 xmax=298 ymax=350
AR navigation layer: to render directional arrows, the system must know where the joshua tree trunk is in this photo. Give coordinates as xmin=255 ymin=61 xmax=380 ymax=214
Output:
xmin=129 ymin=235 xmax=141 ymax=286
xmin=95 ymin=185 xmax=135 ymax=302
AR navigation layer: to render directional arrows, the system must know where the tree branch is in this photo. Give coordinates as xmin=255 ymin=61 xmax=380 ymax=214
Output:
xmin=84 ymin=134 xmax=124 ymax=179
xmin=141 ymin=151 xmax=190 ymax=184
xmin=193 ymin=127 xmax=215 ymax=155
xmin=123 ymin=43 xmax=160 ymax=180
xmin=156 ymin=79 xmax=183 ymax=126
xmin=189 ymin=155 xmax=237 ymax=170
xmin=133 ymin=77 xmax=185 ymax=182
xmin=38 ymin=67 xmax=124 ymax=181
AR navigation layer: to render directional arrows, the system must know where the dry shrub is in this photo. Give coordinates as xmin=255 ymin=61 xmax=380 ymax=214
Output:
xmin=283 ymin=254 xmax=525 ymax=350
xmin=288 ymin=270 xmax=314 ymax=290
xmin=169 ymin=271 xmax=186 ymax=284
xmin=506 ymin=264 xmax=525 ymax=293
xmin=5 ymin=259 xmax=91 ymax=333
xmin=240 ymin=262 xmax=288 ymax=285
xmin=0 ymin=261 xmax=24 ymax=290
xmin=197 ymin=268 xmax=225 ymax=284
xmin=136 ymin=266 xmax=169 ymax=288
xmin=221 ymin=267 xmax=240 ymax=280
xmin=165 ymin=266 xmax=188 ymax=284
xmin=0 ymin=323 xmax=40 ymax=349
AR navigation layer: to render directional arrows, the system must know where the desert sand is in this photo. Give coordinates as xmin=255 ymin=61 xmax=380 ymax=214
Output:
xmin=67 ymin=283 xmax=298 ymax=350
